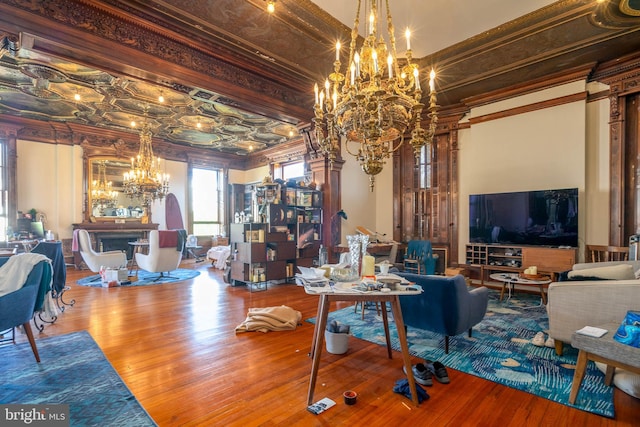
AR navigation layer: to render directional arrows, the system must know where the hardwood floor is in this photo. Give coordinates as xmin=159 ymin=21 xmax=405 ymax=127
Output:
xmin=12 ymin=260 xmax=640 ymax=426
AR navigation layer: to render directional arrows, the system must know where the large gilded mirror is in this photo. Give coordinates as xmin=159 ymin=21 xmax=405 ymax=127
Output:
xmin=88 ymin=158 xmax=145 ymax=219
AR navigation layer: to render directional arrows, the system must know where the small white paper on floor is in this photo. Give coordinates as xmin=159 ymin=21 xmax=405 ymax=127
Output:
xmin=307 ymin=397 xmax=336 ymax=415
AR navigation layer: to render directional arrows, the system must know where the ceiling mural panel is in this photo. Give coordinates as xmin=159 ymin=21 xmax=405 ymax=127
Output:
xmin=0 ymin=44 xmax=300 ymax=155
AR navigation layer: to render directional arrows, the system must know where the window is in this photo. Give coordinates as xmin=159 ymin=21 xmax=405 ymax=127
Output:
xmin=190 ymin=167 xmax=224 ymax=236
xmin=419 ymin=143 xmax=433 ymax=189
xmin=274 ymin=161 xmax=305 ymax=181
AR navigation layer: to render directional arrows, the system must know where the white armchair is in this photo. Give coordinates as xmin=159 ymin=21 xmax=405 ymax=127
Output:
xmin=77 ymin=229 xmax=127 ymax=274
xmin=135 ymin=230 xmax=184 ymax=280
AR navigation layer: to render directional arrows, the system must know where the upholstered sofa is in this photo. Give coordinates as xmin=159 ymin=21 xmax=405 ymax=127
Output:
xmin=547 ymin=260 xmax=640 ymax=356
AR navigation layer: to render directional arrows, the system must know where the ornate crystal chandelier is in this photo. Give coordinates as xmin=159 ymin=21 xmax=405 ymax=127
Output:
xmin=313 ymin=0 xmax=438 ymax=191
xmin=123 ymin=120 xmax=170 ymax=207
xmin=91 ymin=160 xmax=118 ymax=212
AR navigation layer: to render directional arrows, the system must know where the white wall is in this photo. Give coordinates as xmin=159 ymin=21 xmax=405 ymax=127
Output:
xmin=339 ymin=140 xmax=376 ymax=244
xmin=17 ymin=140 xmax=83 ymax=239
xmin=150 ymin=159 xmax=188 ymax=230
xmin=585 ymin=84 xmax=611 ymax=246
xmin=458 ymin=82 xmax=588 ymax=262
xmin=374 ymin=160 xmax=394 ymax=240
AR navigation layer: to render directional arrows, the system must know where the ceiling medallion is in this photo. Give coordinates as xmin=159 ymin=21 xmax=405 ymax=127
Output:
xmin=312 ymin=0 xmax=437 ymax=191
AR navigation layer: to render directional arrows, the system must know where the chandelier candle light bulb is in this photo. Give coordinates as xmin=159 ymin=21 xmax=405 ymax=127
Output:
xmin=429 ymin=69 xmax=435 ymax=93
xmin=405 ymin=28 xmax=411 ymax=50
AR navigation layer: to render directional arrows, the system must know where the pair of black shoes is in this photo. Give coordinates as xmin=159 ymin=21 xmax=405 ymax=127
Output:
xmin=403 ymin=360 xmax=450 ymax=386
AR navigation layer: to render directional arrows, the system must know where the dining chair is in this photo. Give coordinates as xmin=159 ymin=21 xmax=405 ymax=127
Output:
xmin=585 ymin=245 xmax=629 ymax=262
xmin=403 ymin=240 xmax=437 ymax=275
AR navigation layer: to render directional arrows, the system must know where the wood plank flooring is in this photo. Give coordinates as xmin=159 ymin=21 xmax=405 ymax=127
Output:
xmin=10 ymin=260 xmax=640 ymax=426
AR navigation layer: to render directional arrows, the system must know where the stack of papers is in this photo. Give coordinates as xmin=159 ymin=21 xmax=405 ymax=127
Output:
xmin=575 ymin=326 xmax=608 ymax=338
xmin=295 ymin=266 xmax=329 ymax=287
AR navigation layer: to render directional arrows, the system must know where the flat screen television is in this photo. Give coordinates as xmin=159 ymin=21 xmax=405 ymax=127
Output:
xmin=469 ymin=188 xmax=578 ymax=247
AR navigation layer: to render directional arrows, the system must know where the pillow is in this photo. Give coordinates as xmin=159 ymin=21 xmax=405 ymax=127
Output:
xmin=567 ymin=264 xmax=636 ymax=281
xmin=595 ymin=362 xmax=640 ymax=399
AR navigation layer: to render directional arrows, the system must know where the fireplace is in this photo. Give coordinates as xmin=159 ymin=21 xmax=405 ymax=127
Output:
xmin=96 ymin=232 xmax=145 ymax=259
xmin=71 ymin=222 xmax=158 ymax=269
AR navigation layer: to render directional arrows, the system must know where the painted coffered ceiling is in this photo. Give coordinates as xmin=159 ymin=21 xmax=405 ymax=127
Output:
xmin=0 ymin=45 xmax=299 ymax=156
xmin=0 ymin=0 xmax=639 ymax=160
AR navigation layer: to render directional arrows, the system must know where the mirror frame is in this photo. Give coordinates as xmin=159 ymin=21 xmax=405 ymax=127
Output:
xmin=86 ymin=156 xmax=147 ymax=223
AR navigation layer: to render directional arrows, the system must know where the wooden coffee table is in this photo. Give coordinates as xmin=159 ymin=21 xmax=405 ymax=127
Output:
xmin=489 ymin=272 xmax=552 ymax=305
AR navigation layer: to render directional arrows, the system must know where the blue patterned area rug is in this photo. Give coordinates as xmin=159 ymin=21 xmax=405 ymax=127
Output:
xmin=307 ymin=290 xmax=615 ymax=418
xmin=0 ymin=330 xmax=156 ymax=426
xmin=77 ymin=268 xmax=200 ymax=287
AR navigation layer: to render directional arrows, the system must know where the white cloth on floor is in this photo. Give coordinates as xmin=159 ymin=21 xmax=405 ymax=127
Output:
xmin=207 ymin=245 xmax=231 ymax=269
xmin=235 ymin=305 xmax=302 ymax=333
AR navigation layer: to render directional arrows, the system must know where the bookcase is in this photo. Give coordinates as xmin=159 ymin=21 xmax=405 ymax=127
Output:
xmin=229 ymin=185 xmax=323 ymax=288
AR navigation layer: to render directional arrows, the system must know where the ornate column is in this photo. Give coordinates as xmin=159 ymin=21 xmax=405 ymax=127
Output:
xmin=301 ymin=124 xmax=345 ymax=262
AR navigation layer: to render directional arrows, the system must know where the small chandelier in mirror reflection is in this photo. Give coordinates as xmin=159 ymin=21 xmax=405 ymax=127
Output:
xmin=312 ymin=0 xmax=438 ymax=191
xmin=92 ymin=160 xmax=119 ymax=213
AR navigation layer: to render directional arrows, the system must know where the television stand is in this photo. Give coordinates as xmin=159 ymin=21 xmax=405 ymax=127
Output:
xmin=465 ymin=244 xmax=577 ymax=284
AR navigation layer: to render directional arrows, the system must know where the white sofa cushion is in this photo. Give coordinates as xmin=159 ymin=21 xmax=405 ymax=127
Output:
xmin=567 ymin=263 xmax=636 ymax=280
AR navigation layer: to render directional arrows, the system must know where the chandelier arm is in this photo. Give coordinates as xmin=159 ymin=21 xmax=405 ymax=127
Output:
xmin=385 ymin=0 xmax=398 ymax=62
xmin=343 ymin=138 xmax=362 ymax=158
xmin=347 ymin=0 xmax=362 ymax=73
xmin=389 ymin=134 xmax=406 ymax=153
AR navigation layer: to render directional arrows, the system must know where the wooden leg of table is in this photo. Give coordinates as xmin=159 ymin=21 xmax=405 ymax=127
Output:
xmin=569 ymin=350 xmax=588 ymax=404
xmin=499 ymin=282 xmax=506 ymax=301
xmin=390 ymin=296 xmax=419 ymax=406
xmin=308 ymin=295 xmax=326 ymax=359
xmin=308 ymin=295 xmax=330 ymax=405
xmin=540 ymin=285 xmax=547 ymax=305
xmin=380 ymin=301 xmax=392 ymax=359
xmin=604 ymin=365 xmax=615 ymax=386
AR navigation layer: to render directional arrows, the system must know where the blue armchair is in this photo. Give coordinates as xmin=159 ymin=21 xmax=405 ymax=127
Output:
xmin=403 ymin=240 xmax=437 ymax=275
xmin=397 ymin=273 xmax=489 ymax=353
xmin=0 ymin=255 xmax=52 ymax=362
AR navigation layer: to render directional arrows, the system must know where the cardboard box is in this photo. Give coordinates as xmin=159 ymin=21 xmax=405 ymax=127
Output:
xmin=102 ymin=268 xmax=128 ymax=284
